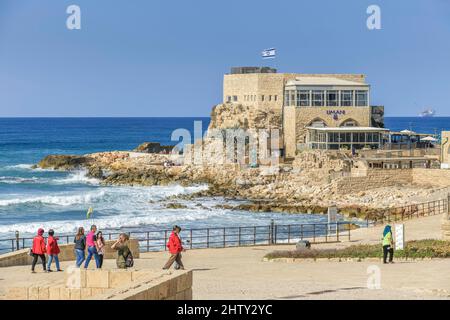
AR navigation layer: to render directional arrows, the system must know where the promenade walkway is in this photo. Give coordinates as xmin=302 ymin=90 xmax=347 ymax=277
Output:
xmin=1 ymin=213 xmax=448 ymax=299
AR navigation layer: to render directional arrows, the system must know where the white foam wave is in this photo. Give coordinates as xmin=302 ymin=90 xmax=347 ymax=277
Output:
xmin=0 ymin=176 xmax=40 ymax=184
xmin=52 ymin=170 xmax=100 ymax=185
xmin=0 ymin=190 xmax=106 ymax=207
xmin=0 ymin=207 xmax=228 ymax=234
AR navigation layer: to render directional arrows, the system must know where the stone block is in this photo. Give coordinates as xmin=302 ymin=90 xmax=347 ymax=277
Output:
xmin=176 ymin=271 xmax=193 ymax=292
xmin=184 ymin=288 xmax=193 ymax=300
xmin=91 ymin=288 xmax=107 ymax=297
xmin=157 ymin=282 xmax=169 ymax=300
xmin=7 ymin=287 xmax=28 ymax=300
xmin=167 ymin=277 xmax=178 ymax=297
xmin=86 ymin=270 xmax=110 ymax=288
xmin=65 ymin=267 xmax=86 ymax=288
xmin=28 ymin=287 xmax=39 ymax=300
xmin=49 ymin=287 xmax=61 ymax=300
xmin=38 ymin=287 xmax=50 ymax=300
xmin=60 ymin=287 xmax=70 ymax=300
xmin=69 ymin=288 xmax=82 ymax=300
xmin=145 ymin=287 xmax=159 ymax=300
xmin=81 ymin=288 xmax=93 ymax=299
xmin=109 ymin=269 xmax=132 ymax=288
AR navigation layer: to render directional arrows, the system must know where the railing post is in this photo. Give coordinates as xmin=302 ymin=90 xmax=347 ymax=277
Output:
xmin=190 ymin=229 xmax=193 ymax=249
xmin=238 ymin=227 xmax=241 ymax=246
xmin=164 ymin=230 xmax=167 ymax=251
xmin=348 ymin=223 xmax=351 ymax=241
xmin=336 ymin=222 xmax=339 ymax=242
xmin=301 ymin=224 xmax=304 ymax=240
xmin=270 ymin=219 xmax=275 ymax=245
xmin=207 ymin=229 xmax=210 ymax=248
xmin=223 ymin=228 xmax=226 ymax=248
xmin=313 ymin=224 xmax=316 ymax=243
xmin=253 ymin=226 xmax=256 ymax=245
xmin=146 ymin=232 xmax=149 ymax=252
xmin=325 ymin=224 xmax=328 ymax=243
xmin=288 ymin=225 xmax=291 ymax=243
xmin=15 ymin=231 xmax=19 ymax=251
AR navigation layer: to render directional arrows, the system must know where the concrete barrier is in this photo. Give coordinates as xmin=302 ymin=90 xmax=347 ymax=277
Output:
xmin=0 ymin=239 xmax=140 ymax=268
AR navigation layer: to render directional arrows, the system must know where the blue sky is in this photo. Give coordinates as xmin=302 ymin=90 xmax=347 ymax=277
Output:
xmin=0 ymin=0 xmax=449 ymax=117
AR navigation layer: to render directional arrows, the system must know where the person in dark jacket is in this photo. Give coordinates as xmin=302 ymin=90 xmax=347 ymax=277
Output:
xmin=46 ymin=229 xmax=62 ymax=272
xmin=162 ymin=225 xmax=185 ymax=270
xmin=74 ymin=227 xmax=86 ymax=268
xmin=31 ymin=228 xmax=46 ymax=273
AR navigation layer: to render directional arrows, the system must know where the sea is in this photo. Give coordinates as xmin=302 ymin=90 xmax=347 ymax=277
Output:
xmin=0 ymin=117 xmax=449 ymax=246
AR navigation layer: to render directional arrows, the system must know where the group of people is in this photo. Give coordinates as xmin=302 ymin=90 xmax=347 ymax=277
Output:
xmin=30 ymin=228 xmax=63 ymax=273
xmin=30 ymin=224 xmax=133 ymax=273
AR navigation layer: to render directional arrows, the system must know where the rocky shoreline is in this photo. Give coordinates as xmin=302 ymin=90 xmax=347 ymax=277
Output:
xmin=35 ymin=146 xmax=443 ymax=222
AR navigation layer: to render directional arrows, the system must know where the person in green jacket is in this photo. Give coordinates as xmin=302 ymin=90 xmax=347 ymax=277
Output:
xmin=382 ymin=225 xmax=394 ymax=264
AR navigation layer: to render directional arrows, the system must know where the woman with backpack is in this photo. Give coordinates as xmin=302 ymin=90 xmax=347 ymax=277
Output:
xmin=111 ymin=233 xmax=133 ymax=269
xmin=31 ymin=228 xmax=47 ymax=273
xmin=46 ymin=229 xmax=62 ymax=272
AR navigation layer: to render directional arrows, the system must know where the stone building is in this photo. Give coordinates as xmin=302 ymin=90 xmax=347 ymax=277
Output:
xmin=222 ymin=67 xmax=385 ymax=157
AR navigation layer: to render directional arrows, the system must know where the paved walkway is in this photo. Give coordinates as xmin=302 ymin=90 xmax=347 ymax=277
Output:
xmin=1 ymin=213 xmax=449 ymax=300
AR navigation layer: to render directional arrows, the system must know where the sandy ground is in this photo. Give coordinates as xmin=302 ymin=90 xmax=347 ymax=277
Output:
xmin=1 ymin=213 xmax=449 ymax=300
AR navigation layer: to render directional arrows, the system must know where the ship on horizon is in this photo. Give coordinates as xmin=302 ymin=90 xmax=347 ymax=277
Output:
xmin=419 ymin=108 xmax=436 ymax=117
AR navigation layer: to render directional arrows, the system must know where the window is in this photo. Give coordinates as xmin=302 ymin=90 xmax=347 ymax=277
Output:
xmin=226 ymin=96 xmax=231 ymax=103
xmin=297 ymin=90 xmax=310 ymax=107
xmin=355 ymin=90 xmax=368 ymax=106
xmin=341 ymin=119 xmax=358 ymax=127
xmin=284 ymin=92 xmax=290 ymax=106
xmin=310 ymin=119 xmax=327 ymax=128
xmin=269 ymin=95 xmax=272 ymax=101
xmin=261 ymin=95 xmax=265 ymax=101
xmin=233 ymin=96 xmax=238 ymax=102
xmin=326 ymin=90 xmax=338 ymax=106
xmin=274 ymin=95 xmax=277 ymax=101
xmin=341 ymin=90 xmax=353 ymax=106
xmin=312 ymin=90 xmax=324 ymax=106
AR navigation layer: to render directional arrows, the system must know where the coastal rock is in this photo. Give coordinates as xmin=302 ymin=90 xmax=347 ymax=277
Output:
xmin=37 ymin=155 xmax=91 ymax=170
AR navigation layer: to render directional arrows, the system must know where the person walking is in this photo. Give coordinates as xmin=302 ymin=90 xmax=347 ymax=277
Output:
xmin=84 ymin=225 xmax=100 ymax=269
xmin=74 ymin=227 xmax=86 ymax=268
xmin=46 ymin=229 xmax=62 ymax=272
xmin=96 ymin=231 xmax=106 ymax=269
xmin=31 ymin=228 xmax=46 ymax=273
xmin=111 ymin=233 xmax=132 ymax=269
xmin=382 ymin=225 xmax=394 ymax=264
xmin=163 ymin=225 xmax=185 ymax=270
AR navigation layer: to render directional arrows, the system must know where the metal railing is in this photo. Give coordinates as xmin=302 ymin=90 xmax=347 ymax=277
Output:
xmin=366 ymin=197 xmax=448 ymax=226
xmin=0 ymin=221 xmax=353 ymax=255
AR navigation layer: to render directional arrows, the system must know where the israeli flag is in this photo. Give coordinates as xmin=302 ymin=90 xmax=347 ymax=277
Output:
xmin=262 ymin=48 xmax=276 ymax=59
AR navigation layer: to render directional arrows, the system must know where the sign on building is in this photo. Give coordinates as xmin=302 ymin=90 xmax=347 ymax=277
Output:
xmin=395 ymin=224 xmax=405 ymax=250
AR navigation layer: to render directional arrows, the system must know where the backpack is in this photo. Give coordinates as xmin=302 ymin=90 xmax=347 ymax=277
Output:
xmin=125 ymin=251 xmax=134 ymax=268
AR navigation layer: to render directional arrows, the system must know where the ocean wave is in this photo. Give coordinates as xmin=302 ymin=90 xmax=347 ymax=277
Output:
xmin=0 ymin=176 xmax=41 ymax=184
xmin=0 ymin=207 xmax=228 ymax=235
xmin=0 ymin=190 xmax=106 ymax=207
xmin=52 ymin=170 xmax=100 ymax=185
xmin=3 ymin=163 xmax=54 ymax=172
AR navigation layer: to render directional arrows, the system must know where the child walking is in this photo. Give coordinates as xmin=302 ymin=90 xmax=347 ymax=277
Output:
xmin=46 ymin=229 xmax=62 ymax=272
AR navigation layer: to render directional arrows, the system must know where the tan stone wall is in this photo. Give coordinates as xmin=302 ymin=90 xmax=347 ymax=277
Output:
xmin=442 ymin=131 xmax=450 ymax=165
xmin=335 ymin=169 xmax=414 ymax=194
xmin=6 ymin=269 xmax=193 ymax=301
xmin=223 ymin=73 xmax=366 ymax=111
xmin=0 ymin=239 xmax=140 ymax=268
xmin=295 ymin=106 xmax=372 ymax=144
xmin=412 ymin=169 xmax=450 ymax=187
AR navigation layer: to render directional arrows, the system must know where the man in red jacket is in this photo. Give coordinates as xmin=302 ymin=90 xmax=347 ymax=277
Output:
xmin=31 ymin=228 xmax=46 ymax=273
xmin=163 ymin=225 xmax=185 ymax=270
xmin=46 ymin=229 xmax=62 ymax=272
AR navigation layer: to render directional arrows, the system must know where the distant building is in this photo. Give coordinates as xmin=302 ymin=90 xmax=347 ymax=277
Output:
xmin=222 ymin=67 xmax=385 ymax=157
